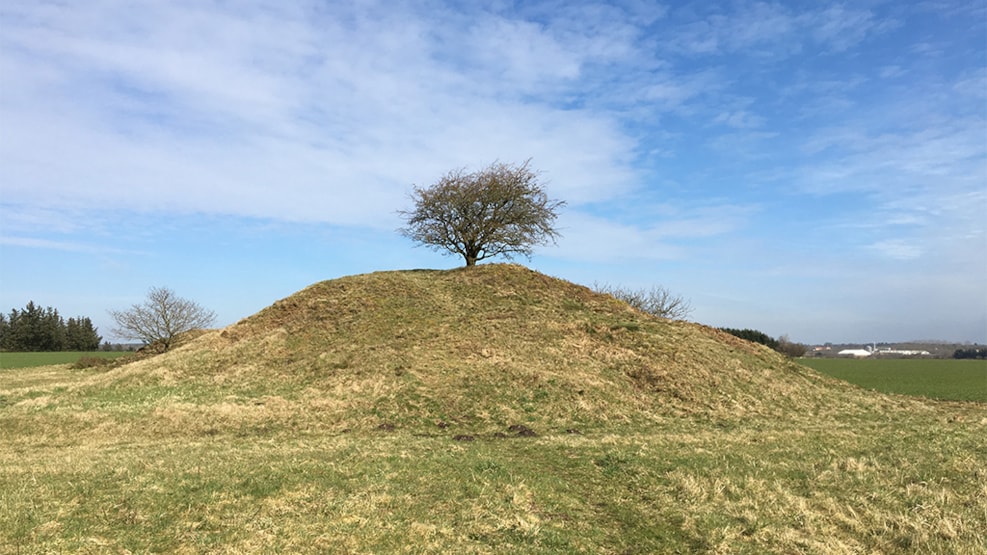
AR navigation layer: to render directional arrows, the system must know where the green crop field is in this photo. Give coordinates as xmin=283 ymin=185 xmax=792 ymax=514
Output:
xmin=0 ymin=351 xmax=132 ymax=369
xmin=800 ymin=358 xmax=987 ymax=402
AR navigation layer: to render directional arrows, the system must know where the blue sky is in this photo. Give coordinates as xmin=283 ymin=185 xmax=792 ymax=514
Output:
xmin=1 ymin=0 xmax=985 ymax=345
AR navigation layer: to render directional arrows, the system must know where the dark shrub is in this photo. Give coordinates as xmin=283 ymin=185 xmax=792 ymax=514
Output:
xmin=72 ymin=356 xmax=112 ymax=369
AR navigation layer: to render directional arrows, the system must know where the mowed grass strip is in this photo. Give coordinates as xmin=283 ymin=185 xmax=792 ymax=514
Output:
xmin=0 ymin=351 xmax=131 ymax=369
xmin=800 ymin=358 xmax=987 ymax=402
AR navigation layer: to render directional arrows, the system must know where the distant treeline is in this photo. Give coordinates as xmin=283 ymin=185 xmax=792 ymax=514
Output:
xmin=719 ymin=328 xmax=807 ymax=358
xmin=720 ymin=328 xmax=778 ymax=349
xmin=0 ymin=301 xmax=102 ymax=352
xmin=953 ymin=348 xmax=986 ymax=360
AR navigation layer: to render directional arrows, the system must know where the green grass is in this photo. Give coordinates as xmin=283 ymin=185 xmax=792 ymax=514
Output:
xmin=1 ymin=266 xmax=985 ymax=553
xmin=0 ymin=351 xmax=132 ymax=369
xmin=1 ymin=363 xmax=984 ymax=554
xmin=800 ymin=358 xmax=987 ymax=402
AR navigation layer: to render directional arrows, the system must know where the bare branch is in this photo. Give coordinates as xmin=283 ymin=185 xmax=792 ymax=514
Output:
xmin=593 ymin=283 xmax=694 ymax=320
xmin=109 ymin=287 xmax=216 ymax=350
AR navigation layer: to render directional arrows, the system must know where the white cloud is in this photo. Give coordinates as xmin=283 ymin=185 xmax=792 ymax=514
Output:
xmin=1 ymin=0 xmax=984 ymax=343
xmin=713 ymin=110 xmax=764 ymax=129
xmin=865 ymin=239 xmax=924 ymax=261
xmin=464 ymin=17 xmax=582 ymax=85
xmin=662 ymin=2 xmax=892 ymax=57
xmin=0 ymin=235 xmax=139 ymax=256
xmin=879 ymin=65 xmax=906 ymax=79
xmin=553 ymin=202 xmax=755 ymax=263
xmin=807 ymin=4 xmax=889 ymax=52
xmin=0 ymin=0 xmax=647 ymax=226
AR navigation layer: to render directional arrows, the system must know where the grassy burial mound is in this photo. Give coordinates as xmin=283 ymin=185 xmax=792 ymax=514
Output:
xmin=1 ymin=264 xmax=985 ymax=554
xmin=98 ymin=264 xmax=883 ymax=434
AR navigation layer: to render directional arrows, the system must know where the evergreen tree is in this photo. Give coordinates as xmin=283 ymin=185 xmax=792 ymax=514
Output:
xmin=0 ymin=302 xmax=102 ymax=352
xmin=39 ymin=306 xmax=66 ymax=351
xmin=953 ymin=347 xmax=986 ymax=359
xmin=11 ymin=302 xmax=44 ymax=351
xmin=0 ymin=313 xmax=9 ymax=350
xmin=65 ymin=317 xmax=102 ymax=351
xmin=719 ymin=328 xmax=780 ymax=351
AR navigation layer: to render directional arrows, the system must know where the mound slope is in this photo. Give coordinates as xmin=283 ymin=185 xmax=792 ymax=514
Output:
xmin=5 ymin=264 xmax=984 ymax=554
xmin=108 ymin=264 xmax=896 ymax=436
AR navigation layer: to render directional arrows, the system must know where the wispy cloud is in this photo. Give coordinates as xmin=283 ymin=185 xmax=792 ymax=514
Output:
xmin=555 ymin=202 xmax=757 ymax=263
xmin=713 ymin=110 xmax=764 ymax=129
xmin=0 ymin=0 xmax=983 ymax=342
xmin=865 ymin=239 xmax=924 ymax=261
xmin=0 ymin=235 xmax=138 ymax=256
xmin=661 ymin=2 xmax=892 ymax=57
xmin=0 ymin=0 xmax=652 ymax=226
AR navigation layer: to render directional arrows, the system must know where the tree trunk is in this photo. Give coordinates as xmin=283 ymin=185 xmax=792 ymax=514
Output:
xmin=465 ymin=256 xmax=477 ymax=266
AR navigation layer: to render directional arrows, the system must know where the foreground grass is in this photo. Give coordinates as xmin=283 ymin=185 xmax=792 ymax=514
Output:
xmin=801 ymin=358 xmax=987 ymax=402
xmin=2 ymin=267 xmax=985 ymax=553
xmin=2 ymin=365 xmax=985 ymax=554
xmin=0 ymin=351 xmax=131 ymax=370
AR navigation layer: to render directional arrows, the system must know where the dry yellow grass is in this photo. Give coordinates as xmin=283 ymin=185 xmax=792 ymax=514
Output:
xmin=2 ymin=264 xmax=984 ymax=553
xmin=85 ymin=264 xmax=904 ymax=431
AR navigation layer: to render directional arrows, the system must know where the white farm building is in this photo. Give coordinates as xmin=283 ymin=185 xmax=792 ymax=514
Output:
xmin=838 ymin=349 xmax=873 ymax=358
xmin=836 ymin=346 xmax=932 ymax=358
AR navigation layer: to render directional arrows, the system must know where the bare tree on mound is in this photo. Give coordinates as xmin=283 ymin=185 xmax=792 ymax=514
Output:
xmin=594 ymin=283 xmax=694 ymax=320
xmin=398 ymin=159 xmax=565 ymax=266
xmin=109 ymin=287 xmax=216 ymax=351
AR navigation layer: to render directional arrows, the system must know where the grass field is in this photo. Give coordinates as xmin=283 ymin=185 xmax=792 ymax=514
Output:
xmin=0 ymin=351 xmax=132 ymax=369
xmin=800 ymin=358 xmax=987 ymax=402
xmin=2 ymin=362 xmax=985 ymax=554
xmin=1 ymin=267 xmax=985 ymax=553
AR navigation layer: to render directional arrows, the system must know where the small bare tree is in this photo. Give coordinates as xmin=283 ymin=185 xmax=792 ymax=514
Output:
xmin=776 ymin=335 xmax=808 ymax=358
xmin=594 ymin=283 xmax=693 ymax=320
xmin=109 ymin=286 xmax=216 ymax=350
xmin=398 ymin=160 xmax=565 ymax=266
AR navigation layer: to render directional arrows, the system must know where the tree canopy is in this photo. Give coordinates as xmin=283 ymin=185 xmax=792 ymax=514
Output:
xmin=398 ymin=160 xmax=565 ymax=266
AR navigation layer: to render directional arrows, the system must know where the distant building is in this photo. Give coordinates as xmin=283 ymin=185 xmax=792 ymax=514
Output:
xmin=836 ymin=346 xmax=931 ymax=358
xmin=874 ymin=348 xmax=931 ymax=356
